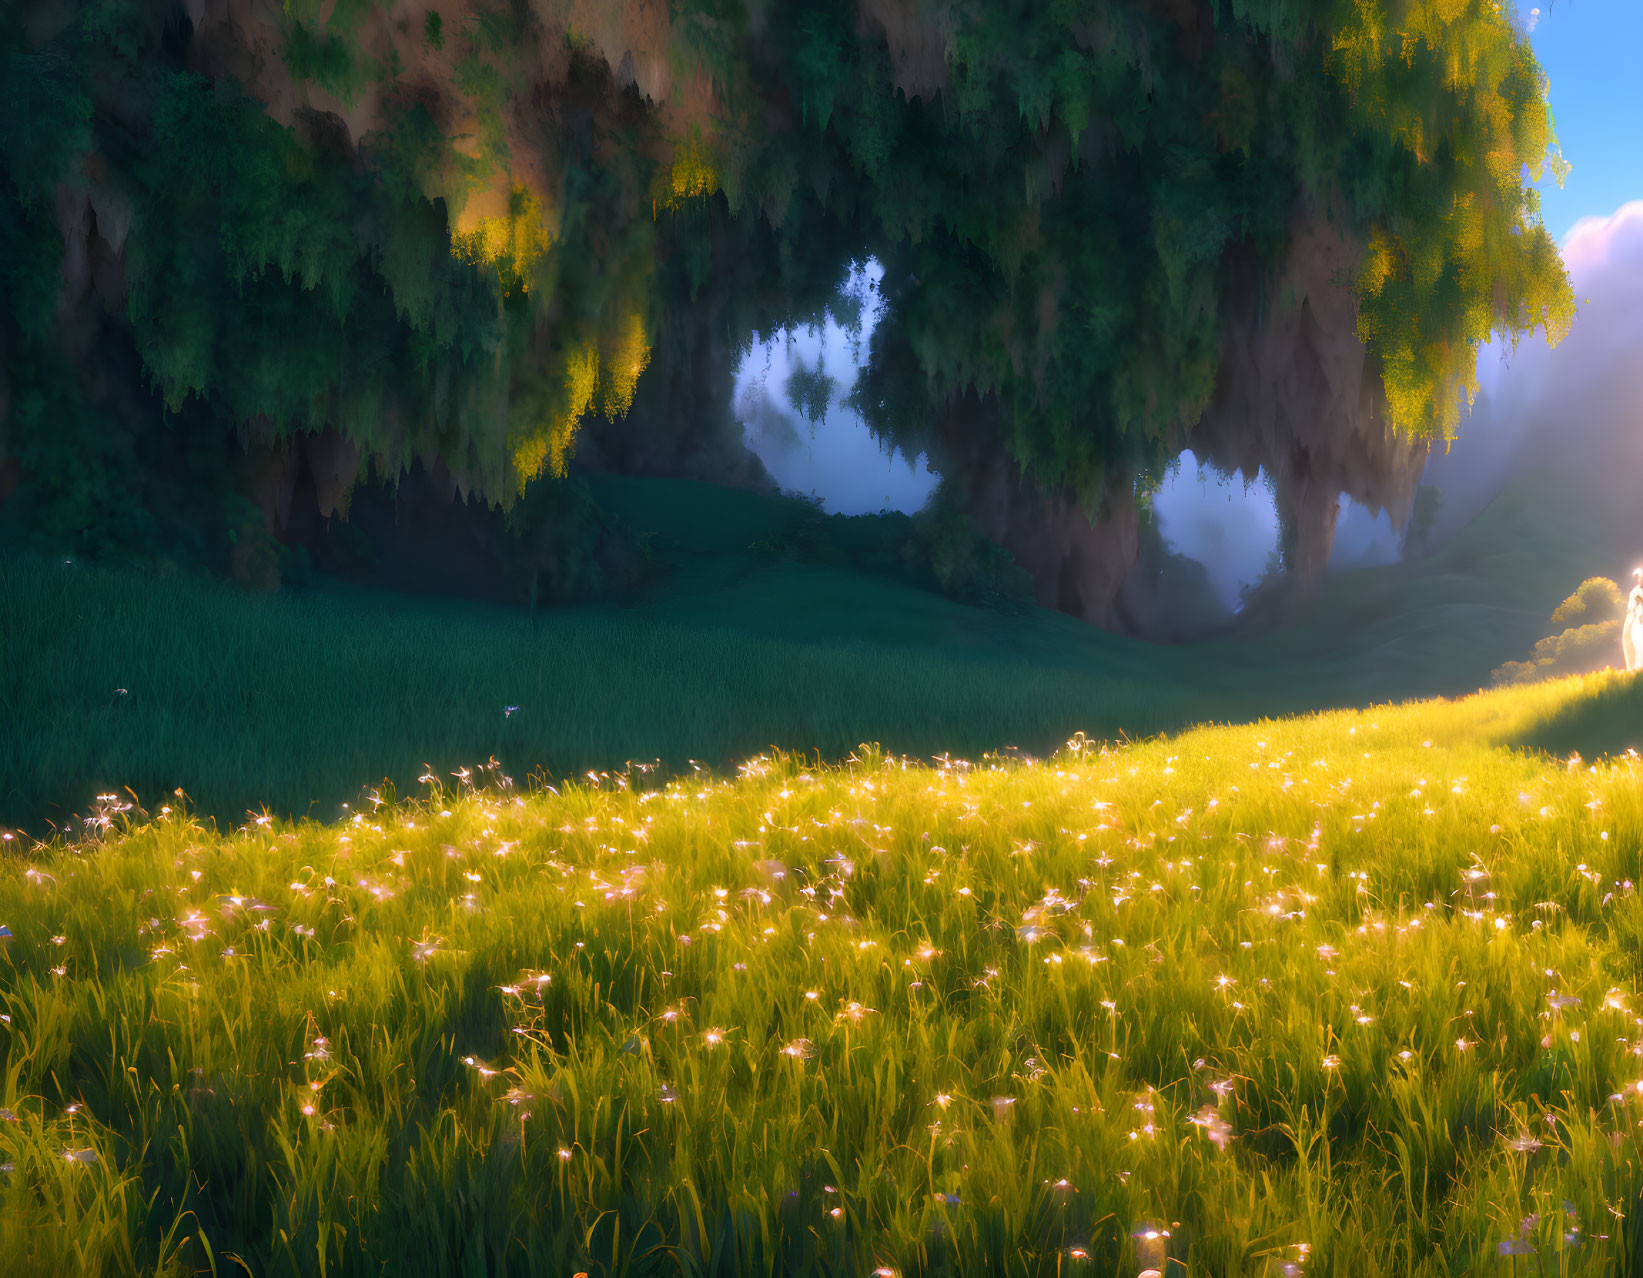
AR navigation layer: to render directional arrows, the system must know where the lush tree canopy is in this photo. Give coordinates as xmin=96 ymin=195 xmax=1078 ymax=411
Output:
xmin=0 ymin=0 xmax=1573 ymax=568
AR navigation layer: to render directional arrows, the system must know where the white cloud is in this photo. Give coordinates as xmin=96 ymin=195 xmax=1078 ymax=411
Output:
xmin=1424 ymin=198 xmax=1643 ymax=541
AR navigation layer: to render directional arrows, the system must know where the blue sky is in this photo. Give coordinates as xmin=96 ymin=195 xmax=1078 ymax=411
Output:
xmin=1524 ymin=0 xmax=1643 ymax=243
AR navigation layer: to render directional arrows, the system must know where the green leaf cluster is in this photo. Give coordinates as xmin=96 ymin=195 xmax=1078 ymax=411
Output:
xmin=0 ymin=0 xmax=1575 ymax=578
xmin=0 ymin=0 xmax=669 ymax=571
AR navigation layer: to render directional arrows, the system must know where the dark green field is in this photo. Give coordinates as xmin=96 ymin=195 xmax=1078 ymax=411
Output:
xmin=3 ymin=467 xmax=1633 ymax=842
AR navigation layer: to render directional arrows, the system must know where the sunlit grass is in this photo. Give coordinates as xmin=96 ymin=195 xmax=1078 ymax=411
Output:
xmin=4 ymin=672 xmax=1643 ymax=1274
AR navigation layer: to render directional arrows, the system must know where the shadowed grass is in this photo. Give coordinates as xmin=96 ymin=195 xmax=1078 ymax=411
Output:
xmin=1509 ymin=669 xmax=1643 ymax=763
xmin=0 ymin=468 xmax=1620 ymax=840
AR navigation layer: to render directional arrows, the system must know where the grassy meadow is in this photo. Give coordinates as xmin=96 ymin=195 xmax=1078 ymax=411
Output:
xmin=7 ymin=465 xmax=1643 ymax=1274
xmin=3 ymin=467 xmax=1637 ymax=841
xmin=4 ymin=674 xmax=1643 ymax=1274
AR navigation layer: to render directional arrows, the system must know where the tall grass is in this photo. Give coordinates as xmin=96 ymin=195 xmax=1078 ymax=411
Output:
xmin=1 ymin=674 xmax=1642 ymax=1274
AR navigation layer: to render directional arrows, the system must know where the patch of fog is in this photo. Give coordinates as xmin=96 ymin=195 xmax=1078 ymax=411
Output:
xmin=733 ymin=259 xmax=942 ymax=517
xmin=731 ymin=259 xmax=1420 ymax=589
xmin=1151 ymin=451 xmax=1280 ymax=612
xmin=1330 ymin=497 xmax=1403 ymax=570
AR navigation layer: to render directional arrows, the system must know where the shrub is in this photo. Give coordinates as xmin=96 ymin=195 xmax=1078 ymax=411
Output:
xmin=1549 ymin=577 xmax=1624 ymax=628
xmin=1491 ymin=578 xmax=1624 ymax=685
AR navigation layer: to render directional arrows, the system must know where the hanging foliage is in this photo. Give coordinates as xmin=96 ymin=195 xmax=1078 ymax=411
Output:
xmin=0 ymin=0 xmax=1572 ymax=564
